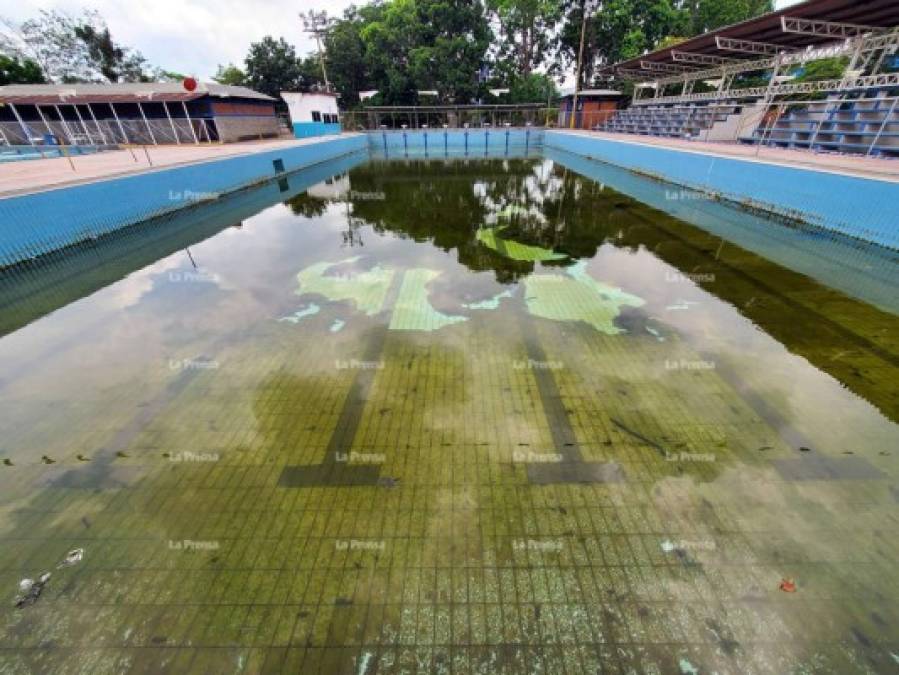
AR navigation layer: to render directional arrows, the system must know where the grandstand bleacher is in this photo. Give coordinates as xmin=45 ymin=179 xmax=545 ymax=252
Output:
xmin=592 ymin=0 xmax=899 ymax=157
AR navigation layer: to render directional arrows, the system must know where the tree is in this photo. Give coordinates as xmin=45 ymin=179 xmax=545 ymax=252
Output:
xmin=73 ymin=18 xmax=150 ymax=82
xmin=409 ymin=0 xmax=492 ymax=103
xmin=0 ymin=9 xmax=151 ymax=83
xmin=488 ymin=0 xmax=561 ymax=77
xmin=0 ymin=54 xmax=46 ymax=85
xmin=323 ymin=7 xmax=376 ymax=106
xmin=688 ymin=0 xmax=773 ymax=35
xmin=355 ymin=0 xmax=492 ymax=105
xmin=243 ymin=36 xmax=305 ymax=98
xmin=510 ymin=72 xmax=558 ymax=102
xmin=213 ymin=63 xmax=247 ymax=86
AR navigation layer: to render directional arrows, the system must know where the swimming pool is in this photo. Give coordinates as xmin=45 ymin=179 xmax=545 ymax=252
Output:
xmin=0 ymin=148 xmax=897 ymax=674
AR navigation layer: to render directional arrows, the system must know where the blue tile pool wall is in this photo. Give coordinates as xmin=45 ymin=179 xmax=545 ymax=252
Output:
xmin=368 ymin=129 xmax=544 ymax=155
xmin=0 ymin=134 xmax=367 ymax=268
xmin=293 ymin=122 xmax=342 ymax=138
xmin=0 ymin=151 xmax=368 ymax=337
xmin=545 ymin=130 xmax=899 ymax=250
xmin=544 ymin=147 xmax=899 ymax=314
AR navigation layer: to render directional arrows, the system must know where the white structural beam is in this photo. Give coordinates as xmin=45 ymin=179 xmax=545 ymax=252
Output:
xmin=671 ymin=51 xmax=736 ymax=65
xmin=716 ymin=36 xmax=784 ymax=56
xmin=630 ymin=71 xmax=899 ymax=106
xmin=615 ymin=68 xmax=656 ymax=81
xmin=780 ymin=16 xmax=880 ymax=39
xmin=8 ymin=103 xmax=34 ymax=146
xmin=639 ymin=60 xmax=699 ymax=74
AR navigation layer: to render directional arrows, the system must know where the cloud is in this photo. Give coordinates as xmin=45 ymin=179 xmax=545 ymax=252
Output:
xmin=7 ymin=0 xmax=357 ymax=79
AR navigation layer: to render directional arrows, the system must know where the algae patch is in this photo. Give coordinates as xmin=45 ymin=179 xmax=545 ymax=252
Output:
xmin=295 ymin=257 xmax=394 ymax=315
xmin=524 ymin=260 xmax=644 ymax=334
xmin=476 ymin=227 xmax=567 ymax=262
xmin=389 ymin=269 xmax=468 ymax=331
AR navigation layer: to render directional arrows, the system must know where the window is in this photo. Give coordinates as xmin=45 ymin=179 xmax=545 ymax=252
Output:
xmin=311 ymin=111 xmax=321 ymax=122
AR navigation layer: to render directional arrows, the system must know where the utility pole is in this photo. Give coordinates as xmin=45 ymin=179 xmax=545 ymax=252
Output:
xmin=301 ymin=10 xmax=331 ymax=91
xmin=570 ymin=0 xmax=591 ymax=129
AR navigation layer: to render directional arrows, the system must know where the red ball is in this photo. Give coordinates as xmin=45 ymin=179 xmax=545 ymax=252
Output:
xmin=183 ymin=77 xmax=198 ymax=92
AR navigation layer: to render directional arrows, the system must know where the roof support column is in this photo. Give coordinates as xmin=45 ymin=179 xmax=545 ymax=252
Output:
xmin=182 ymin=101 xmax=199 ymax=144
xmin=34 ymin=105 xmax=53 ymax=138
xmin=72 ymin=104 xmax=95 ymax=144
xmin=53 ymin=105 xmax=77 ymax=145
xmin=8 ymin=103 xmax=34 ymax=146
xmin=163 ymin=101 xmax=181 ymax=144
xmin=85 ymin=103 xmax=108 ymax=145
xmin=137 ymin=102 xmax=157 ymax=145
xmin=109 ymin=102 xmax=128 ymax=143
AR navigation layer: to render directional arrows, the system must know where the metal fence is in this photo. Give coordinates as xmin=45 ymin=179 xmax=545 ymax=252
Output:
xmin=341 ymin=105 xmax=560 ymax=131
xmin=0 ymin=117 xmax=218 ymax=147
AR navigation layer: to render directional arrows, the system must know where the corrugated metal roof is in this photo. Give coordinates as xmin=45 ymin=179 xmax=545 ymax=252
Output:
xmin=0 ymin=82 xmax=275 ymax=105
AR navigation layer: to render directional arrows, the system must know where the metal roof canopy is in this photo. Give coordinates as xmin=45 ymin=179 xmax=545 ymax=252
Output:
xmin=0 ymin=82 xmax=275 ymax=106
xmin=603 ymin=0 xmax=899 ymax=74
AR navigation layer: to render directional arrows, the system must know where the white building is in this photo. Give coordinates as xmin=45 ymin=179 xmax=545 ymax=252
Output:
xmin=280 ymin=92 xmax=341 ymax=138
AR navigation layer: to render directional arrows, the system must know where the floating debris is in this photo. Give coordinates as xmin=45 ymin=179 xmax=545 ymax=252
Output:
xmin=799 ymin=447 xmax=812 ymax=453
xmin=2 ymin=458 xmax=12 ymax=466
xmin=14 ymin=573 xmax=51 ymax=608
xmin=645 ymin=325 xmax=665 ymax=342
xmin=357 ymin=650 xmax=374 ymax=675
xmin=678 ymin=658 xmax=699 ymax=675
xmin=660 ymin=540 xmax=677 ymax=553
xmin=76 ymin=454 xmax=90 ymax=462
xmin=665 ymin=300 xmax=699 ymax=311
xmin=58 ymin=548 xmax=84 ymax=568
xmin=779 ymin=578 xmax=797 ymax=593
xmin=329 ymin=319 xmax=346 ymax=333
xmin=463 ymin=288 xmax=514 ymax=310
xmin=377 ymin=476 xmax=400 ymax=489
xmin=40 ymin=455 xmax=55 ymax=464
xmin=115 ymin=451 xmax=129 ymax=459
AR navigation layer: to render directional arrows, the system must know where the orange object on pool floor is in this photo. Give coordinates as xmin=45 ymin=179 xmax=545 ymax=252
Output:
xmin=780 ymin=578 xmax=798 ymax=592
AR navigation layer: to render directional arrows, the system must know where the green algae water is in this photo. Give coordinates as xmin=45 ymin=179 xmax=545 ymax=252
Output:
xmin=0 ymin=150 xmax=898 ymax=674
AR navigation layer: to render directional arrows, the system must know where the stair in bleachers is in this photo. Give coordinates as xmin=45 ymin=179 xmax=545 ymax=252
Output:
xmin=597 ymin=104 xmax=742 ymax=140
xmin=740 ymin=90 xmax=899 ymax=157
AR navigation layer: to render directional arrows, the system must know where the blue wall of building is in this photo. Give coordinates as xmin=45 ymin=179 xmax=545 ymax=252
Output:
xmin=293 ymin=122 xmax=342 ymax=138
xmin=0 ymin=134 xmax=366 ymax=268
xmin=545 ymin=131 xmax=899 ymax=250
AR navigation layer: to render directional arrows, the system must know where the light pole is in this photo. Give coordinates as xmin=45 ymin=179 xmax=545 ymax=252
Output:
xmin=570 ymin=0 xmax=593 ymax=129
xmin=301 ymin=10 xmax=331 ymax=91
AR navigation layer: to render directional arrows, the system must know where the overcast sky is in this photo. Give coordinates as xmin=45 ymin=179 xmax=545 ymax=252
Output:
xmin=7 ymin=0 xmax=804 ymax=81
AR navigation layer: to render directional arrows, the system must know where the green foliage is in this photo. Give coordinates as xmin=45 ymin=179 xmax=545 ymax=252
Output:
xmin=793 ymin=57 xmax=849 ymax=83
xmin=508 ymin=72 xmax=558 ymax=103
xmin=212 ymin=64 xmax=247 ymax=86
xmin=0 ymin=55 xmax=46 ymax=84
xmin=488 ymin=0 xmax=560 ymax=77
xmin=243 ymin=36 xmax=306 ymax=99
xmin=322 ymin=0 xmax=491 ymax=105
xmin=688 ymin=0 xmax=774 ymax=34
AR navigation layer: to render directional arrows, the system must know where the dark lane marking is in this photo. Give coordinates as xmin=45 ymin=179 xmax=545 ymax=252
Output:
xmin=516 ymin=295 xmax=625 ymax=485
xmin=279 ymin=271 xmax=405 ymax=488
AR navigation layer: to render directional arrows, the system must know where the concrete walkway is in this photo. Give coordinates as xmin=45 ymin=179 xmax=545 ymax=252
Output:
xmin=0 ymin=136 xmax=359 ymax=198
xmin=553 ymin=130 xmax=899 ymax=183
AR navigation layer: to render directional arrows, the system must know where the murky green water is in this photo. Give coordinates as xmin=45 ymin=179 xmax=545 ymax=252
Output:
xmin=0 ymin=151 xmax=897 ymax=674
